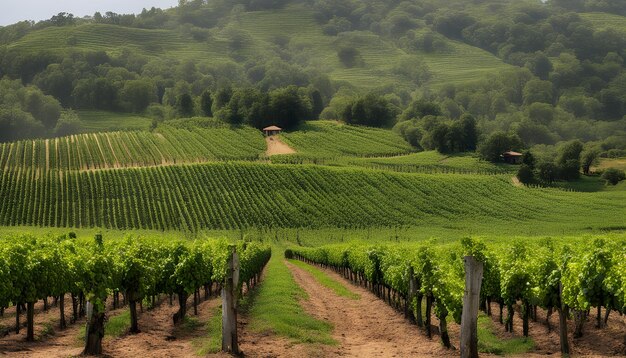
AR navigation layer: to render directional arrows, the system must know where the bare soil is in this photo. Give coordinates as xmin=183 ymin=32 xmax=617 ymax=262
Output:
xmin=0 ymin=294 xmax=223 ymax=358
xmin=279 ymin=261 xmax=456 ymax=357
xmin=485 ymin=303 xmax=626 ymax=357
xmin=265 ymin=136 xmax=296 ymax=156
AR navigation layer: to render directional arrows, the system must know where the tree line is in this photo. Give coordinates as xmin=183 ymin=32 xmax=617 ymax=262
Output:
xmin=0 ymin=0 xmax=623 ymax=159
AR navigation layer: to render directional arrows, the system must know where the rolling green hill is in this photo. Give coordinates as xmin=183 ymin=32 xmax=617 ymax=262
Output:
xmin=6 ymin=4 xmax=510 ymax=89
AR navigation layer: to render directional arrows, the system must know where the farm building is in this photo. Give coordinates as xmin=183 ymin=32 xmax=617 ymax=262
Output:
xmin=502 ymin=151 xmax=523 ymax=164
xmin=263 ymin=125 xmax=282 ymax=136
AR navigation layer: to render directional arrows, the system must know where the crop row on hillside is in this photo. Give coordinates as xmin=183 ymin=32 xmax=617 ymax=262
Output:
xmin=279 ymin=121 xmax=414 ymax=159
xmin=0 ymin=162 xmax=623 ymax=231
xmin=0 ymin=126 xmax=265 ymax=172
xmin=338 ymin=151 xmax=516 ymax=175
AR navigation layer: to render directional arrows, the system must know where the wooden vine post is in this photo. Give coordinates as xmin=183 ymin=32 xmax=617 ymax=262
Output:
xmin=558 ymin=283 xmax=570 ymax=355
xmin=222 ymin=247 xmax=240 ymax=354
xmin=406 ymin=266 xmax=417 ymax=324
xmin=460 ymin=256 xmax=483 ymax=358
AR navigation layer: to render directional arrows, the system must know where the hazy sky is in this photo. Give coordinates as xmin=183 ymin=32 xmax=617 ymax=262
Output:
xmin=0 ymin=0 xmax=179 ymax=26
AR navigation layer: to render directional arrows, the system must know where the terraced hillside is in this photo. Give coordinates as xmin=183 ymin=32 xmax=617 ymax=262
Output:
xmin=0 ymin=162 xmax=623 ymax=231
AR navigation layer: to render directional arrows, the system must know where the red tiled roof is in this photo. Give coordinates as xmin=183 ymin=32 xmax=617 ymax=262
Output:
xmin=503 ymin=151 xmax=523 ymax=156
xmin=263 ymin=126 xmax=282 ymax=131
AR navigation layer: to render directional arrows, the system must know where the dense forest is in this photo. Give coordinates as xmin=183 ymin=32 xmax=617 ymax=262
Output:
xmin=0 ymin=0 xmax=625 ymax=159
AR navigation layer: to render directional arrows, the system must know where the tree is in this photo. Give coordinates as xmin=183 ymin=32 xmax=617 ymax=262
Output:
xmin=342 ymin=93 xmax=396 ymax=128
xmin=458 ymin=114 xmax=478 ymax=151
xmin=121 ymin=80 xmax=156 ymax=113
xmin=177 ymin=93 xmax=194 ymax=117
xmin=522 ymin=151 xmax=536 ymax=169
xmin=433 ymin=11 xmax=476 ymax=39
xmin=23 ymin=89 xmax=62 ymax=129
xmin=400 ymin=99 xmax=441 ymax=121
xmin=200 ymin=90 xmax=213 ymax=117
xmin=527 ymin=103 xmax=554 ymax=124
xmin=517 ymin=164 xmax=534 ymax=184
xmin=601 ymin=168 xmax=625 ymax=185
xmin=0 ymin=108 xmax=45 ymax=142
xmin=213 ymin=86 xmax=233 ymax=112
xmin=54 ymin=110 xmax=83 ymax=137
xmin=268 ymin=86 xmax=311 ymax=129
xmin=537 ymin=161 xmax=558 ymax=183
xmin=557 ymin=140 xmax=583 ymax=180
xmin=50 ymin=12 xmax=76 ymax=26
xmin=523 ymin=79 xmax=554 ymax=105
xmin=525 ymin=52 xmax=553 ymax=80
xmin=218 ymin=87 xmax=266 ymax=127
xmin=311 ymin=89 xmax=324 ymax=119
xmin=338 ymin=46 xmax=362 ymax=68
xmin=478 ymin=131 xmax=524 ymax=162
xmin=580 ymin=148 xmax=599 ymax=175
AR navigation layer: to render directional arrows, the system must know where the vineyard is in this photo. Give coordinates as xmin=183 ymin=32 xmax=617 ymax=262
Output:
xmin=279 ymin=121 xmax=414 ymax=160
xmin=0 ymin=233 xmax=270 ymax=349
xmin=339 ymin=151 xmax=515 ymax=175
xmin=289 ymin=236 xmax=626 ymax=354
xmin=0 ymin=125 xmax=265 ymax=172
xmin=0 ymin=162 xmax=624 ymax=231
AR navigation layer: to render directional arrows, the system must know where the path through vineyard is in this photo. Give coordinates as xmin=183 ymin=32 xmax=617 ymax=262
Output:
xmin=256 ymin=261 xmax=456 ymax=357
xmin=265 ymin=136 xmax=296 ymax=156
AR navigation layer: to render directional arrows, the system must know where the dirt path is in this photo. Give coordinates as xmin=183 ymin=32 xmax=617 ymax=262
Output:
xmin=512 ymin=176 xmax=523 ymax=187
xmin=265 ymin=136 xmax=296 ymax=156
xmin=284 ymin=261 xmax=454 ymax=357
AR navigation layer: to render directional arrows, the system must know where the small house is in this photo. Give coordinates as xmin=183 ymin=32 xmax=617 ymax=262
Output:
xmin=502 ymin=151 xmax=523 ymax=164
xmin=263 ymin=125 xmax=282 ymax=136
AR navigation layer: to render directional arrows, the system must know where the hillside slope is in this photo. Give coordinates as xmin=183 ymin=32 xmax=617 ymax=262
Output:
xmin=5 ymin=4 xmax=510 ymax=89
xmin=1 ymin=162 xmax=623 ymax=232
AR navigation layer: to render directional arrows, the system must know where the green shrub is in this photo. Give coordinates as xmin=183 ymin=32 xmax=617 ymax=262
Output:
xmin=601 ymin=168 xmax=626 ymax=185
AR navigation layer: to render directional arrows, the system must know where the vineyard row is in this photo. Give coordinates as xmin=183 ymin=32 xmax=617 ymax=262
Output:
xmin=0 ymin=234 xmax=271 ymax=344
xmin=0 ymin=162 xmax=623 ymax=231
xmin=288 ymin=237 xmax=626 ymax=354
xmin=0 ymin=126 xmax=265 ymax=172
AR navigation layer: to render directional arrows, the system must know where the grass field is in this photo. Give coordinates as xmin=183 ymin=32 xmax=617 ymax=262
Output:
xmin=594 ymin=157 xmax=626 ymax=171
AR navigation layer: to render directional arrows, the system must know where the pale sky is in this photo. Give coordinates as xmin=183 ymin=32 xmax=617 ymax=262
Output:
xmin=0 ymin=0 xmax=179 ymax=26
